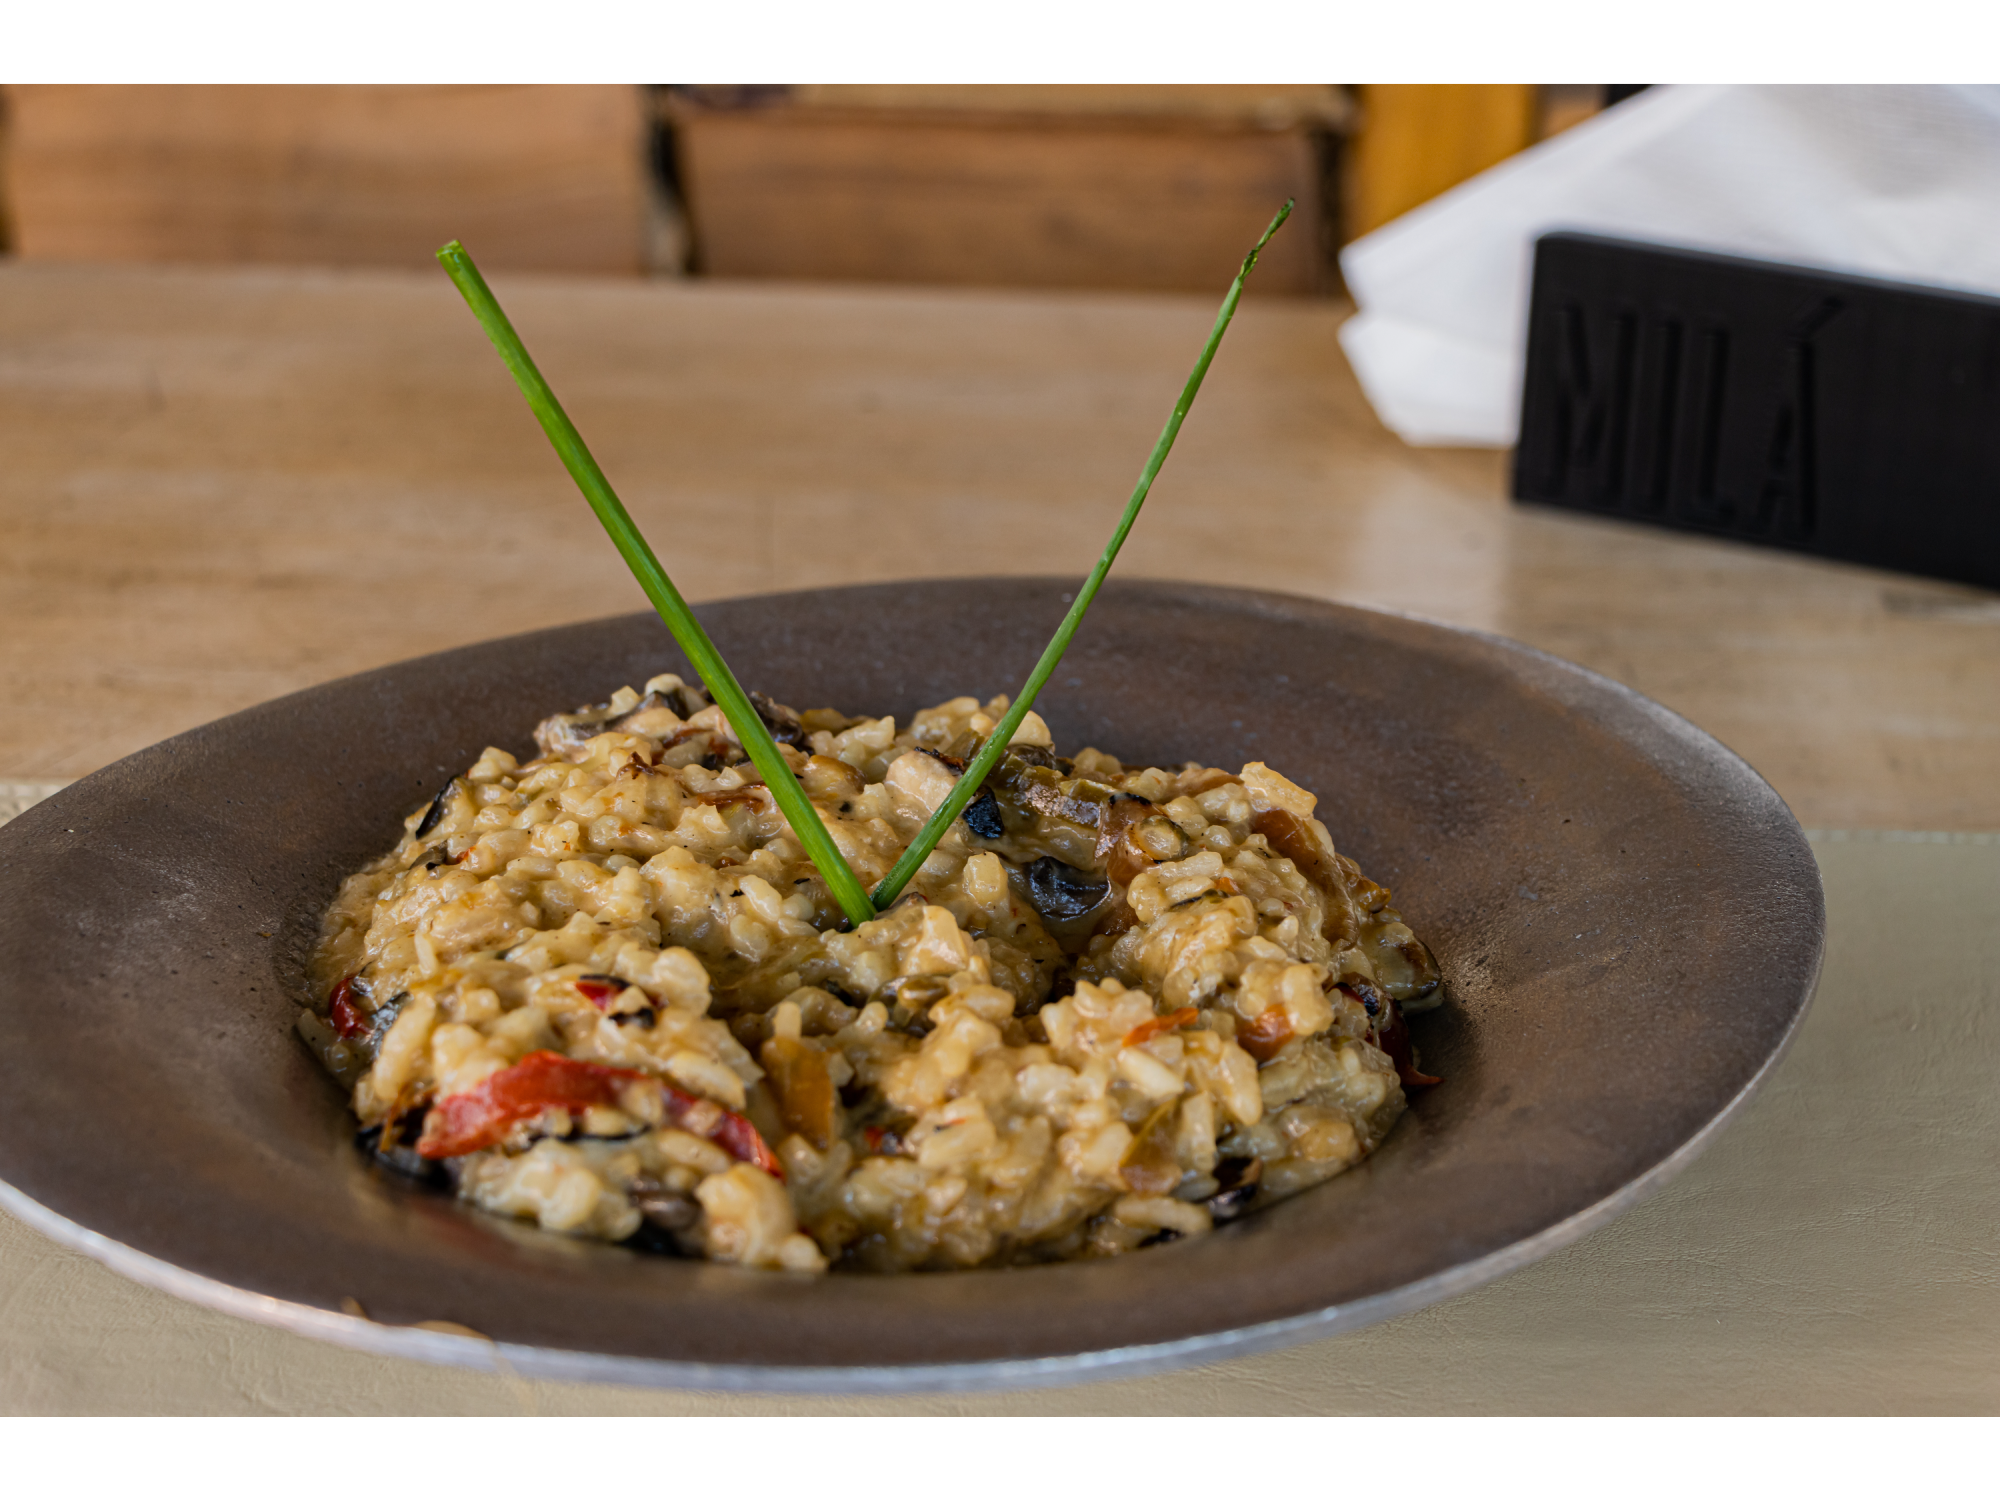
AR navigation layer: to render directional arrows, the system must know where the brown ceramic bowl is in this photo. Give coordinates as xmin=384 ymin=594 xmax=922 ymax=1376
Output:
xmin=0 ymin=579 xmax=1822 ymax=1391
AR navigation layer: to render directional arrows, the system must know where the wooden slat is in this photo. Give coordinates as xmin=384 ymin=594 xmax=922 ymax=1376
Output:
xmin=670 ymin=103 xmax=1329 ymax=295
xmin=2 ymin=85 xmax=649 ymax=274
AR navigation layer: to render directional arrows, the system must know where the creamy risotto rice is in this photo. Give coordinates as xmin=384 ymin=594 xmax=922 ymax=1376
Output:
xmin=302 ymin=677 xmax=1442 ymax=1273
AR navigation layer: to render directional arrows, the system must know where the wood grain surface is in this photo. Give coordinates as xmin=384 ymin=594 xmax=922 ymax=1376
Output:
xmin=3 ymin=86 xmax=649 ymax=274
xmin=1 ymin=259 xmax=1995 ymax=828
xmin=669 ymin=100 xmax=1330 ymax=293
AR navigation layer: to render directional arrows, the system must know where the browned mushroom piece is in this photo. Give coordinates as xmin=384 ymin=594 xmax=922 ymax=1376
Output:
xmin=630 ymin=1180 xmax=700 ymax=1232
xmin=985 ymin=750 xmax=1107 ymax=833
xmin=962 ymin=788 xmax=1005 ymax=839
xmin=1250 ymin=808 xmax=1337 ymax=888
xmin=605 ymin=689 xmax=676 ymax=734
xmin=1336 ymin=851 xmax=1393 ymax=913
xmin=660 ymin=681 xmax=712 ymax=718
xmin=1016 ymin=856 xmax=1113 ymax=944
xmin=749 ymin=691 xmax=809 ymax=749
xmin=1366 ymin=921 xmax=1444 ymax=1009
xmin=625 ymin=1178 xmax=702 ymax=1256
xmin=412 ymin=780 xmax=460 ymax=837
xmin=533 ymin=711 xmax=607 ymax=760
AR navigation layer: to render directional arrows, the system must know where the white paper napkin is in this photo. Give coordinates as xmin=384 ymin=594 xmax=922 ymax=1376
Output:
xmin=1339 ymin=85 xmax=2000 ymax=447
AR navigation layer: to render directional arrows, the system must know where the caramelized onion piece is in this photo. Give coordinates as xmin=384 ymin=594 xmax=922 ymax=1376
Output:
xmin=1124 ymin=1006 xmax=1199 ymax=1048
xmin=1251 ymin=808 xmax=1337 ymax=888
xmin=1097 ymin=795 xmax=1160 ymax=885
xmin=1237 ymin=1007 xmax=1294 ymax=1062
xmin=760 ymin=1035 xmax=838 ymax=1150
xmin=1121 ymin=1103 xmax=1184 ymax=1194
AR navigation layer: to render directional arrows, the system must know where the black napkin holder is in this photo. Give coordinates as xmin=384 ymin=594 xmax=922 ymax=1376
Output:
xmin=1513 ymin=232 xmax=2000 ymax=590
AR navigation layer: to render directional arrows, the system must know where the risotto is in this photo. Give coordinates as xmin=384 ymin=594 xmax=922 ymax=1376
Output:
xmin=301 ymin=677 xmax=1442 ymax=1273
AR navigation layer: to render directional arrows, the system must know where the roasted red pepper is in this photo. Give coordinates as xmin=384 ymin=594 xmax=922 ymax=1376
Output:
xmin=417 ymin=1050 xmax=783 ymax=1176
xmin=574 ymin=976 xmax=623 ymax=1009
xmin=705 ymin=1107 xmax=785 ymax=1177
xmin=328 ymin=973 xmax=370 ymax=1039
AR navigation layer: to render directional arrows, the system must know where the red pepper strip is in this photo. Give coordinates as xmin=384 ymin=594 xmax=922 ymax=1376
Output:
xmin=418 ymin=1050 xmax=783 ymax=1177
xmin=329 ymin=973 xmax=370 ymax=1039
xmin=574 ymin=977 xmax=622 ymax=1009
xmin=1123 ymin=1006 xmax=1199 ymax=1049
xmin=702 ymin=1106 xmax=786 ymax=1177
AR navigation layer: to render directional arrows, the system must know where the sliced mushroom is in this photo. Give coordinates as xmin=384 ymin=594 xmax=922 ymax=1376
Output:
xmin=986 ymin=751 xmax=1106 ymax=832
xmin=413 ymin=782 xmax=452 ymax=838
xmin=625 ymin=1177 xmax=700 ymax=1256
xmin=659 ymin=681 xmax=713 ymax=719
xmin=1205 ymin=1155 xmax=1263 ymax=1220
xmin=1251 ymin=807 xmax=1336 ymax=888
xmin=1251 ymin=808 xmax=1362 ymax=944
xmin=749 ymin=691 xmax=808 ymax=748
xmin=356 ymin=1106 xmax=450 ymax=1189
xmin=630 ymin=1178 xmax=701 ymax=1232
xmin=962 ymin=788 xmax=1004 ymax=839
xmin=1018 ymin=856 xmax=1112 ymax=942
xmin=533 ymin=698 xmax=638 ymax=759
xmin=1365 ymin=921 xmax=1444 ymax=1009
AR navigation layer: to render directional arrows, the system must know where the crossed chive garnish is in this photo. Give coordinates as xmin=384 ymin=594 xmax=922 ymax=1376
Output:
xmin=436 ymin=197 xmax=1289 ymax=928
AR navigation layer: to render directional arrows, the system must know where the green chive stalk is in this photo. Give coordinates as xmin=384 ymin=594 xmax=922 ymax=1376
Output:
xmin=869 ymin=199 xmax=1293 ymax=910
xmin=434 ymin=241 xmax=878 ymax=929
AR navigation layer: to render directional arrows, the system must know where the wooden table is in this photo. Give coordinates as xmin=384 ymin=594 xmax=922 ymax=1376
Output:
xmin=1 ymin=261 xmax=1995 ymax=1414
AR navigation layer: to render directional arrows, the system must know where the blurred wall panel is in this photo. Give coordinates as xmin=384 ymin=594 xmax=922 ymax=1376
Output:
xmin=4 ymin=85 xmax=649 ymax=273
xmin=1345 ymin=84 xmax=1538 ymax=239
xmin=668 ymin=87 xmax=1343 ymax=295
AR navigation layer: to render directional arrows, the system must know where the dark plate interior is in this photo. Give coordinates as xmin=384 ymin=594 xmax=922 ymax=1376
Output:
xmin=0 ymin=579 xmax=1823 ymax=1390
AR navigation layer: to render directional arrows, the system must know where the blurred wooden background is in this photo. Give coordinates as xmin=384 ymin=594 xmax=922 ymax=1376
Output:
xmin=0 ymin=84 xmax=1631 ymax=292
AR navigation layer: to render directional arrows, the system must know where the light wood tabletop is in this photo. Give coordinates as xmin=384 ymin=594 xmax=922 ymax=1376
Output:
xmin=2 ymin=259 xmax=1995 ymax=828
xmin=0 ymin=261 xmax=1995 ymax=1415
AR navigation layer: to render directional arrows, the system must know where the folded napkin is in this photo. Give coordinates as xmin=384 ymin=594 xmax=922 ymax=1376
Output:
xmin=1339 ymin=85 xmax=2000 ymax=446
